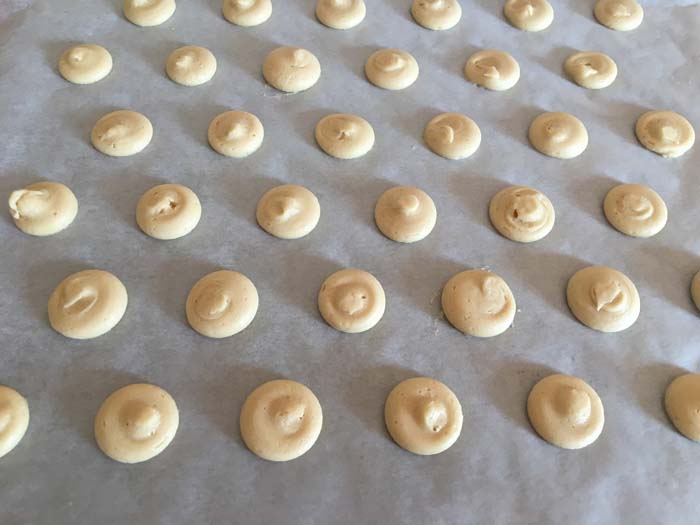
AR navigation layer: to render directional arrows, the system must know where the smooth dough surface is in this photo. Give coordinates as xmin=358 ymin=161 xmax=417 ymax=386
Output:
xmin=442 ymin=269 xmax=516 ymax=338
xmin=136 ymin=184 xmax=201 ymax=240
xmin=489 ymin=185 xmax=555 ymax=243
xmin=166 ymin=46 xmax=217 ymax=87
xmin=94 ymin=383 xmax=178 ymax=464
xmin=665 ymin=373 xmax=700 ymax=441
xmin=692 ymin=271 xmax=700 ymax=313
xmin=411 ymin=0 xmax=462 ymax=31
xmin=315 ymin=114 xmax=375 ymax=159
xmin=635 ymin=110 xmax=695 ymax=158
xmin=58 ymin=44 xmax=113 ymax=85
xmin=528 ymin=112 xmax=588 ymax=159
xmin=263 ymin=47 xmax=321 ymax=93
xmin=240 ymin=380 xmax=323 ymax=462
xmin=374 ymin=186 xmax=437 ymax=243
xmin=603 ymin=184 xmax=667 ymax=238
xmin=48 ymin=269 xmax=128 ymax=339
xmin=0 ymin=386 xmax=30 ymax=459
xmin=594 ymin=0 xmax=643 ymax=31
xmin=316 ymin=0 xmax=366 ymax=29
xmin=527 ymin=374 xmax=604 ymax=450
xmin=464 ymin=50 xmax=520 ymax=91
xmin=504 ymin=0 xmax=553 ymax=31
xmin=365 ymin=49 xmax=419 ymax=91
xmin=566 ymin=266 xmax=640 ymax=333
xmin=91 ymin=110 xmax=153 ymax=157
xmin=222 ymin=0 xmax=272 ymax=27
xmin=385 ymin=377 xmax=463 ymax=456
xmin=424 ymin=113 xmax=481 ymax=160
xmin=564 ymin=51 xmax=617 ymax=90
xmin=208 ymin=111 xmax=264 ymax=158
xmin=186 ymin=270 xmax=258 ymax=338
xmin=318 ymin=269 xmax=385 ymax=333
xmin=123 ymin=0 xmax=176 ymax=27
xmin=256 ymin=184 xmax=320 ymax=239
xmin=9 ymin=181 xmax=78 ymax=237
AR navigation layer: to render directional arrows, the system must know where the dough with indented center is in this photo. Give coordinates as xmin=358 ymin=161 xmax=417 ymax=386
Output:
xmin=489 ymin=185 xmax=555 ymax=243
xmin=315 ymin=114 xmax=374 ymax=159
xmin=0 ymin=385 xmax=30 ymax=459
xmin=9 ymin=181 xmax=78 ymax=237
xmin=635 ymin=110 xmax=695 ymax=158
xmin=95 ymin=383 xmax=178 ymax=464
xmin=424 ymin=113 xmax=481 ymax=160
xmin=692 ymin=272 xmax=700 ymax=313
xmin=504 ymin=0 xmax=553 ymax=31
xmin=256 ymin=184 xmax=320 ymax=239
xmin=48 ymin=269 xmax=128 ymax=340
xmin=316 ymin=0 xmax=366 ymax=29
xmin=208 ymin=111 xmax=264 ymax=158
xmin=464 ymin=50 xmax=520 ymax=91
xmin=222 ymin=0 xmax=272 ymax=27
xmin=91 ymin=110 xmax=153 ymax=157
xmin=665 ymin=373 xmax=700 ymax=441
xmin=603 ymin=184 xmax=667 ymax=238
xmin=528 ymin=112 xmax=588 ymax=159
xmin=318 ymin=269 xmax=385 ymax=333
xmin=527 ymin=374 xmax=604 ymax=450
xmin=263 ymin=47 xmax=321 ymax=93
xmin=442 ymin=270 xmax=516 ymax=337
xmin=58 ymin=44 xmax=112 ymax=85
xmin=411 ymin=0 xmax=462 ymax=31
xmin=365 ymin=49 xmax=419 ymax=91
xmin=123 ymin=0 xmax=176 ymax=27
xmin=166 ymin=46 xmax=217 ymax=87
xmin=594 ymin=0 xmax=643 ymax=31
xmin=564 ymin=51 xmax=617 ymax=90
xmin=375 ymin=186 xmax=437 ymax=243
xmin=136 ymin=184 xmax=201 ymax=240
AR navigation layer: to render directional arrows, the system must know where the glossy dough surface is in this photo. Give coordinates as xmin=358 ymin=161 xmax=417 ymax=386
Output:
xmin=635 ymin=110 xmax=695 ymax=158
xmin=528 ymin=112 xmax=588 ymax=159
xmin=315 ymin=114 xmax=375 ymax=159
xmin=222 ymin=0 xmax=272 ymax=27
xmin=263 ymin=47 xmax=321 ymax=93
xmin=375 ymin=186 xmax=437 ymax=243
xmin=411 ymin=0 xmax=462 ymax=31
xmin=504 ymin=0 xmax=554 ymax=32
xmin=208 ymin=111 xmax=264 ymax=158
xmin=564 ymin=52 xmax=617 ymax=90
xmin=9 ymin=181 xmax=78 ymax=237
xmin=58 ymin=44 xmax=113 ymax=84
xmin=166 ymin=46 xmax=217 ymax=87
xmin=489 ymin=185 xmax=555 ymax=243
xmin=256 ymin=184 xmax=321 ymax=239
xmin=318 ymin=269 xmax=385 ymax=333
xmin=123 ymin=0 xmax=176 ymax=27
xmin=365 ymin=49 xmax=419 ymax=91
xmin=464 ymin=50 xmax=520 ymax=91
xmin=91 ymin=110 xmax=153 ymax=157
xmin=603 ymin=184 xmax=667 ymax=238
xmin=424 ymin=112 xmax=481 ymax=160
xmin=0 ymin=386 xmax=30 ymax=459
xmin=665 ymin=373 xmax=700 ymax=442
xmin=594 ymin=0 xmax=643 ymax=31
xmin=136 ymin=184 xmax=202 ymax=240
xmin=316 ymin=0 xmax=366 ymax=29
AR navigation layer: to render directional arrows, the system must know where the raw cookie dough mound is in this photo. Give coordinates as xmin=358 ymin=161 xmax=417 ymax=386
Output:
xmin=166 ymin=46 xmax=217 ymax=87
xmin=9 ymin=181 xmax=78 ymax=237
xmin=91 ymin=110 xmax=153 ymax=157
xmin=136 ymin=183 xmax=201 ymax=240
xmin=566 ymin=266 xmax=640 ymax=333
xmin=603 ymin=183 xmax=667 ymax=238
xmin=464 ymin=50 xmax=520 ymax=91
xmin=58 ymin=44 xmax=113 ymax=85
xmin=48 ymin=269 xmax=128 ymax=340
xmin=528 ymin=112 xmax=588 ymax=159
xmin=208 ymin=110 xmax=264 ymax=158
xmin=186 ymin=270 xmax=258 ymax=338
xmin=411 ymin=0 xmax=462 ymax=31
xmin=374 ymin=186 xmax=437 ymax=243
xmin=385 ymin=377 xmax=463 ymax=455
xmin=692 ymin=271 xmax=700 ymax=312
xmin=123 ymin=0 xmax=176 ymax=27
xmin=0 ymin=385 xmax=30 ymax=459
xmin=263 ymin=47 xmax=321 ymax=93
xmin=489 ymin=185 xmax=555 ymax=243
xmin=442 ymin=269 xmax=516 ymax=338
xmin=635 ymin=110 xmax=695 ymax=158
xmin=222 ymin=0 xmax=272 ymax=27
xmin=316 ymin=0 xmax=366 ymax=29
xmin=424 ymin=113 xmax=481 ymax=160
xmin=594 ymin=0 xmax=643 ymax=31
xmin=527 ymin=374 xmax=604 ymax=449
xmin=318 ymin=269 xmax=385 ymax=333
xmin=256 ymin=184 xmax=320 ymax=239
xmin=503 ymin=0 xmax=553 ymax=32
xmin=365 ymin=49 xmax=419 ymax=91
xmin=315 ymin=113 xmax=375 ymax=159
xmin=95 ymin=383 xmax=178 ymax=463
xmin=564 ymin=51 xmax=617 ymax=90
xmin=665 ymin=373 xmax=700 ymax=441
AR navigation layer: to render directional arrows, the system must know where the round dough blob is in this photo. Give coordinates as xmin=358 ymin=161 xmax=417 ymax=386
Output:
xmin=240 ymin=380 xmax=323 ymax=462
xmin=48 ymin=269 xmax=128 ymax=340
xmin=594 ymin=0 xmax=643 ymax=31
xmin=564 ymin=52 xmax=617 ymax=90
xmin=442 ymin=269 xmax=516 ymax=338
xmin=464 ymin=50 xmax=520 ymax=91
xmin=504 ymin=0 xmax=553 ymax=32
xmin=566 ymin=266 xmax=640 ymax=333
xmin=691 ymin=271 xmax=700 ymax=313
xmin=365 ymin=49 xmax=419 ymax=91
xmin=94 ymin=383 xmax=178 ymax=464
xmin=489 ymin=185 xmax=555 ymax=243
xmin=263 ymin=47 xmax=321 ymax=93
xmin=256 ymin=184 xmax=320 ymax=239
xmin=528 ymin=112 xmax=588 ymax=159
xmin=411 ymin=0 xmax=462 ymax=31
xmin=316 ymin=0 xmax=366 ymax=29
xmin=315 ymin=114 xmax=375 ymax=159
xmin=0 ymin=386 xmax=30 ymax=459
xmin=166 ymin=46 xmax=217 ymax=87
xmin=603 ymin=184 xmax=667 ymax=238
xmin=123 ymin=0 xmax=176 ymax=27
xmin=186 ymin=270 xmax=258 ymax=338
xmin=318 ymin=269 xmax=385 ymax=333
xmin=385 ymin=377 xmax=463 ymax=455
xmin=222 ymin=0 xmax=272 ymax=27
xmin=665 ymin=373 xmax=700 ymax=441
xmin=9 ymin=181 xmax=78 ymax=237
xmin=635 ymin=111 xmax=695 ymax=158
xmin=374 ymin=186 xmax=437 ymax=243
xmin=136 ymin=183 xmax=201 ymax=240
xmin=527 ymin=374 xmax=604 ymax=450
xmin=424 ymin=113 xmax=481 ymax=160
xmin=91 ymin=110 xmax=153 ymax=157
xmin=208 ymin=111 xmax=264 ymax=158
xmin=58 ymin=44 xmax=113 ymax=85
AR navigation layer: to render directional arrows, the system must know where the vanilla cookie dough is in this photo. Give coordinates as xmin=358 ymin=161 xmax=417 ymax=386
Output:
xmin=124 ymin=0 xmax=176 ymax=27
xmin=527 ymin=374 xmax=604 ymax=450
xmin=692 ymin=272 xmax=700 ymax=312
xmin=0 ymin=386 xmax=30 ymax=460
xmin=464 ymin=50 xmax=520 ymax=91
xmin=186 ymin=270 xmax=258 ymax=338
xmin=665 ymin=373 xmax=700 ymax=441
xmin=374 ymin=186 xmax=437 ymax=243
xmin=136 ymin=184 xmax=201 ymax=240
xmin=365 ymin=49 xmax=419 ymax=91
xmin=263 ymin=47 xmax=321 ymax=93
xmin=603 ymin=184 xmax=667 ymax=238
xmin=528 ymin=112 xmax=588 ymax=159
xmin=208 ymin=111 xmax=264 ymax=158
xmin=316 ymin=0 xmax=366 ymax=29
xmin=9 ymin=181 xmax=78 ymax=237
xmin=315 ymin=114 xmax=375 ymax=159
xmin=504 ymin=0 xmax=553 ymax=31
xmin=564 ymin=51 xmax=617 ymax=90
xmin=48 ymin=269 xmax=128 ymax=340
xmin=424 ymin=113 xmax=481 ymax=160
xmin=442 ymin=270 xmax=516 ymax=338
xmin=166 ymin=46 xmax=217 ymax=87
xmin=594 ymin=0 xmax=643 ymax=31
xmin=91 ymin=110 xmax=153 ymax=157
xmin=95 ymin=383 xmax=178 ymax=464
xmin=411 ymin=0 xmax=462 ymax=31
xmin=489 ymin=186 xmax=555 ymax=243
xmin=318 ymin=269 xmax=385 ymax=333
xmin=256 ymin=184 xmax=320 ymax=239
xmin=635 ymin=110 xmax=696 ymax=158
xmin=385 ymin=377 xmax=463 ymax=455
xmin=223 ymin=0 xmax=272 ymax=27
xmin=58 ymin=44 xmax=113 ymax=85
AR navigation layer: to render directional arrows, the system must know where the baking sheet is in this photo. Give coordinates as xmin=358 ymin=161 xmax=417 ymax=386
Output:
xmin=1 ymin=0 xmax=699 ymax=523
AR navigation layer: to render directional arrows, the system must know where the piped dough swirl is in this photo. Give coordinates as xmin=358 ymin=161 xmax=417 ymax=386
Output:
xmin=9 ymin=181 xmax=78 ymax=237
xmin=374 ymin=186 xmax=437 ymax=243
xmin=464 ymin=50 xmax=520 ymax=91
xmin=316 ymin=0 xmax=366 ymax=29
xmin=91 ymin=110 xmax=153 ymax=157
xmin=564 ymin=51 xmax=617 ymax=90
xmin=635 ymin=110 xmax=695 ymax=158
xmin=136 ymin=183 xmax=202 ymax=240
xmin=318 ymin=269 xmax=386 ymax=333
xmin=504 ymin=0 xmax=554 ymax=32
xmin=263 ymin=47 xmax=321 ymax=93
xmin=423 ymin=112 xmax=481 ymax=160
xmin=315 ymin=114 xmax=375 ymax=159
xmin=594 ymin=0 xmax=643 ymax=31
xmin=411 ymin=0 xmax=463 ymax=31
xmin=489 ymin=186 xmax=555 ymax=243
xmin=528 ymin=112 xmax=588 ymax=159
xmin=603 ymin=183 xmax=667 ymax=238
xmin=123 ymin=0 xmax=176 ymax=27
xmin=256 ymin=184 xmax=321 ymax=239
xmin=0 ymin=385 xmax=30 ymax=459
xmin=58 ymin=44 xmax=113 ymax=84
xmin=365 ymin=49 xmax=419 ymax=90
xmin=664 ymin=373 xmax=700 ymax=442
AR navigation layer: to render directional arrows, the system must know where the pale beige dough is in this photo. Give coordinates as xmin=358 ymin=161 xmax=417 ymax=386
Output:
xmin=665 ymin=373 xmax=700 ymax=441
xmin=411 ymin=0 xmax=462 ymax=31
xmin=316 ymin=0 xmax=366 ymax=29
xmin=48 ymin=269 xmax=128 ymax=340
xmin=489 ymin=185 xmax=555 ymax=243
xmin=222 ymin=0 xmax=272 ymax=27
xmin=365 ymin=49 xmax=419 ymax=91
xmin=442 ymin=269 xmax=516 ymax=338
xmin=91 ymin=110 xmax=153 ymax=157
xmin=374 ymin=186 xmax=437 ymax=243
xmin=692 ymin=271 xmax=700 ymax=312
xmin=424 ymin=113 xmax=481 ymax=160
xmin=263 ymin=47 xmax=321 ymax=93
xmin=123 ymin=0 xmax=176 ymax=27
xmin=58 ymin=44 xmax=113 ymax=85
xmin=256 ymin=184 xmax=320 ymax=239
xmin=635 ymin=110 xmax=695 ymax=158
xmin=385 ymin=377 xmax=463 ymax=455
xmin=0 ymin=386 xmax=30 ymax=460
xmin=240 ymin=380 xmax=323 ymax=462
xmin=9 ymin=181 xmax=78 ymax=237
xmin=564 ymin=51 xmax=617 ymax=90
xmin=95 ymin=383 xmax=178 ymax=464
xmin=166 ymin=46 xmax=217 ymax=87
xmin=504 ymin=0 xmax=553 ymax=31
xmin=603 ymin=184 xmax=667 ymax=238
xmin=528 ymin=112 xmax=588 ymax=159
xmin=594 ymin=0 xmax=643 ymax=31
xmin=136 ymin=184 xmax=201 ymax=240
xmin=208 ymin=111 xmax=264 ymax=158
xmin=464 ymin=50 xmax=520 ymax=91
xmin=318 ymin=269 xmax=385 ymax=333
xmin=527 ymin=374 xmax=604 ymax=449
xmin=186 ymin=270 xmax=258 ymax=338
xmin=315 ymin=114 xmax=375 ymax=159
